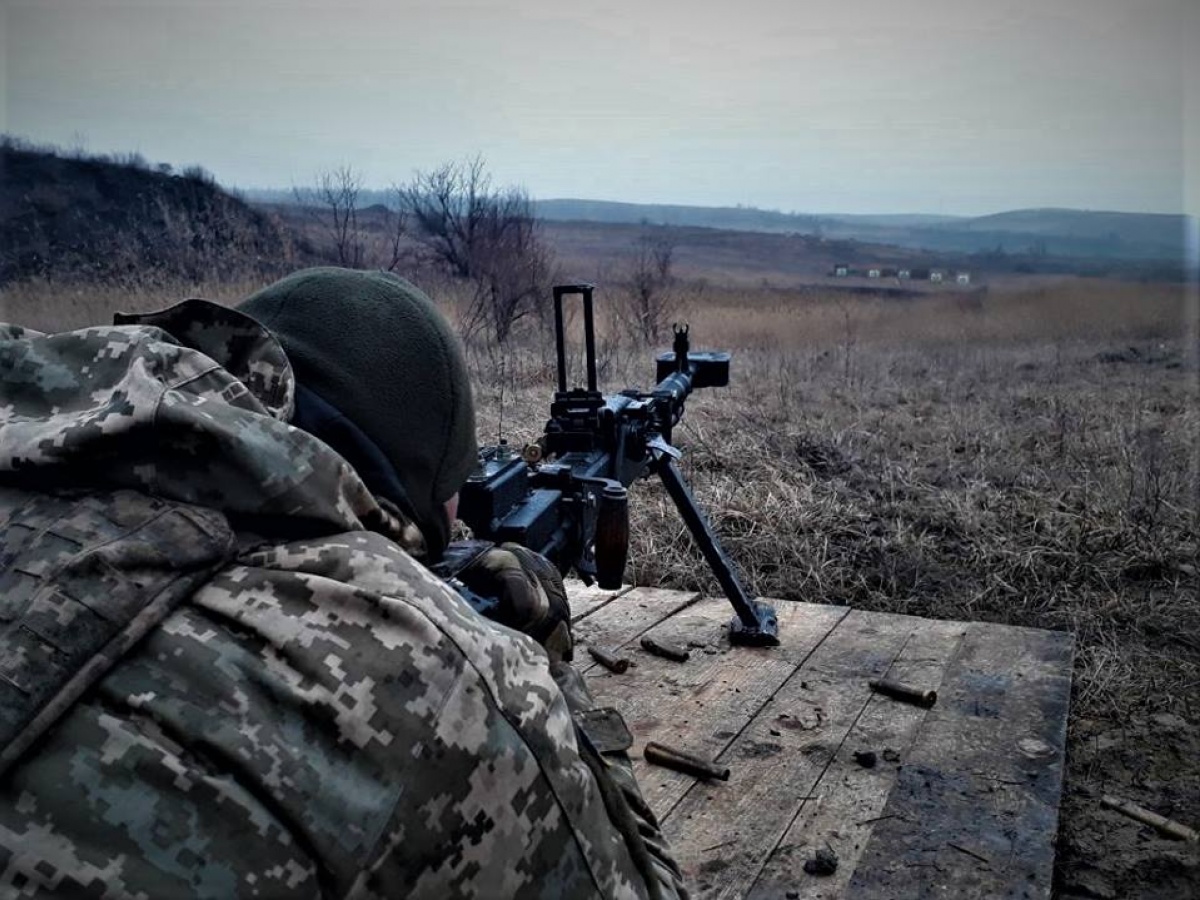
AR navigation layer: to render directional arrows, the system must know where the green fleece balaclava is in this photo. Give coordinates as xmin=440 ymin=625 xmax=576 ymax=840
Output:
xmin=238 ymin=268 xmax=476 ymax=552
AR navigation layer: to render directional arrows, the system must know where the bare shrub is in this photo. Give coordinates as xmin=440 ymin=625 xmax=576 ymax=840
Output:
xmin=293 ymin=166 xmax=408 ymax=272
xmin=398 ymin=156 xmax=554 ymax=345
xmin=181 ymin=164 xmax=216 ymax=185
xmin=617 ymin=230 xmax=681 ymax=345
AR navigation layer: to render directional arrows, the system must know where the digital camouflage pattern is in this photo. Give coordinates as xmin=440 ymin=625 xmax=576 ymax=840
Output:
xmin=0 ymin=487 xmax=236 ymax=779
xmin=0 ymin=301 xmax=686 ymax=898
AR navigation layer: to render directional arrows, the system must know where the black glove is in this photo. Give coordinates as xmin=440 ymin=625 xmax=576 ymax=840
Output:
xmin=458 ymin=543 xmax=573 ymax=664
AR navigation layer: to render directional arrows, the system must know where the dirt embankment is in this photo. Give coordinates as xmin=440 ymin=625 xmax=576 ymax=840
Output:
xmin=0 ymin=138 xmax=292 ymax=285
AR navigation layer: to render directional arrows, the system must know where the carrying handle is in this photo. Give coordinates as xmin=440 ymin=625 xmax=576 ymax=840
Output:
xmin=553 ymin=283 xmax=598 ymax=393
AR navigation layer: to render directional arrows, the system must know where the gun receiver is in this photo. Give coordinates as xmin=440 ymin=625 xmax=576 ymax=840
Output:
xmin=456 ymin=284 xmax=779 ymax=647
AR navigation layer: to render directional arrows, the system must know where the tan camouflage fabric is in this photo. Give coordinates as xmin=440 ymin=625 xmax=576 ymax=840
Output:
xmin=0 ymin=301 xmax=686 ymax=898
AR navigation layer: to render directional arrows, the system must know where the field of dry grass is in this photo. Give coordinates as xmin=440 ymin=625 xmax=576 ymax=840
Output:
xmin=4 ymin=272 xmax=1197 ymax=897
xmin=0 ymin=277 xmax=266 ymax=333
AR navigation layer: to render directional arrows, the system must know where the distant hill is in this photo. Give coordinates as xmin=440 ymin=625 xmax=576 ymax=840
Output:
xmin=240 ymin=186 xmax=1189 ymax=265
xmin=531 ymin=200 xmax=1189 ymax=263
xmin=533 ymin=199 xmax=829 ymax=233
xmin=1 ymin=137 xmax=291 ymax=284
xmin=533 ymin=199 xmax=971 ymax=234
xmin=954 ymin=207 xmax=1183 ymax=239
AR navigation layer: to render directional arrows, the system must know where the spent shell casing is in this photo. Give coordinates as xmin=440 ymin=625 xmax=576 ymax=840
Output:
xmin=869 ymin=678 xmax=937 ymax=708
xmin=644 ymin=741 xmax=730 ymax=781
xmin=588 ymin=645 xmax=631 ymax=674
xmin=639 ymin=635 xmax=690 ymax=662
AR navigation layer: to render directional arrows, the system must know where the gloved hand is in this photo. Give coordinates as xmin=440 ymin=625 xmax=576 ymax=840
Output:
xmin=458 ymin=543 xmax=573 ymax=664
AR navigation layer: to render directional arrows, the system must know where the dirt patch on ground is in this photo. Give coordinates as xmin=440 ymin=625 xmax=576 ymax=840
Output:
xmin=1057 ymin=714 xmax=1199 ymax=899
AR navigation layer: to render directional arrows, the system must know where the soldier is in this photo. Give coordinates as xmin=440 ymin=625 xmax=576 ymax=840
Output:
xmin=0 ymin=268 xmax=687 ymax=898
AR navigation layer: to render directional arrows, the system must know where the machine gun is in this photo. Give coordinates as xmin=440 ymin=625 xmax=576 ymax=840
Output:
xmin=443 ymin=284 xmax=778 ymax=647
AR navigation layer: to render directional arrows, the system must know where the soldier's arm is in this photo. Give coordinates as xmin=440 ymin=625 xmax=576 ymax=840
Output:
xmin=445 ymin=544 xmax=688 ymax=897
xmin=374 ymin=572 xmax=684 ymax=898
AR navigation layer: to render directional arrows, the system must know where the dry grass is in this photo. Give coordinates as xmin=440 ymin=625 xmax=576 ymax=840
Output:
xmin=679 ymin=278 xmax=1189 ymax=349
xmin=0 ymin=277 xmax=265 ymax=333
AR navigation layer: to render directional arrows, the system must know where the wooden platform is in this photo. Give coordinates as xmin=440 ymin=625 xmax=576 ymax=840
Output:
xmin=567 ymin=584 xmax=1074 ymax=900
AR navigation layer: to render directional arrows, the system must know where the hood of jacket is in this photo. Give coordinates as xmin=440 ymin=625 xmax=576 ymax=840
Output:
xmin=0 ymin=299 xmax=418 ymax=548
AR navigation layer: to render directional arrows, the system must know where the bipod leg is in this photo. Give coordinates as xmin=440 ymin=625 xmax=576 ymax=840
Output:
xmin=654 ymin=457 xmax=779 ymax=646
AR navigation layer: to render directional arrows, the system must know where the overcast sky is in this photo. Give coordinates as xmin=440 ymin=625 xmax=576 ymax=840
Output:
xmin=2 ymin=0 xmax=1196 ymax=217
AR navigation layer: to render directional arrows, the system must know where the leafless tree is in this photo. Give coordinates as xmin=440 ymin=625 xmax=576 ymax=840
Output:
xmin=295 ymin=166 xmax=362 ymax=267
xmin=295 ymin=166 xmax=408 ymax=272
xmin=397 ymin=156 xmax=553 ymax=344
xmin=619 ymin=230 xmax=679 ymax=345
xmin=379 ymin=185 xmax=412 ymax=273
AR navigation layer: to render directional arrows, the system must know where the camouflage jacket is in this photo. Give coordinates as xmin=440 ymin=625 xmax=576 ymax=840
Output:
xmin=0 ymin=301 xmax=684 ymax=899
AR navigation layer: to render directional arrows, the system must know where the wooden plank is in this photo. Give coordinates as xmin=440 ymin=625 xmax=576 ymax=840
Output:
xmin=572 ymin=586 xmax=702 ymax=662
xmin=744 ymin=618 xmax=968 ymax=900
xmin=845 ymin=622 xmax=1074 ymax=900
xmin=586 ymin=599 xmax=849 ymax=819
xmin=661 ymin=609 xmax=940 ymax=899
xmin=566 ymin=579 xmax=632 ymax=623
